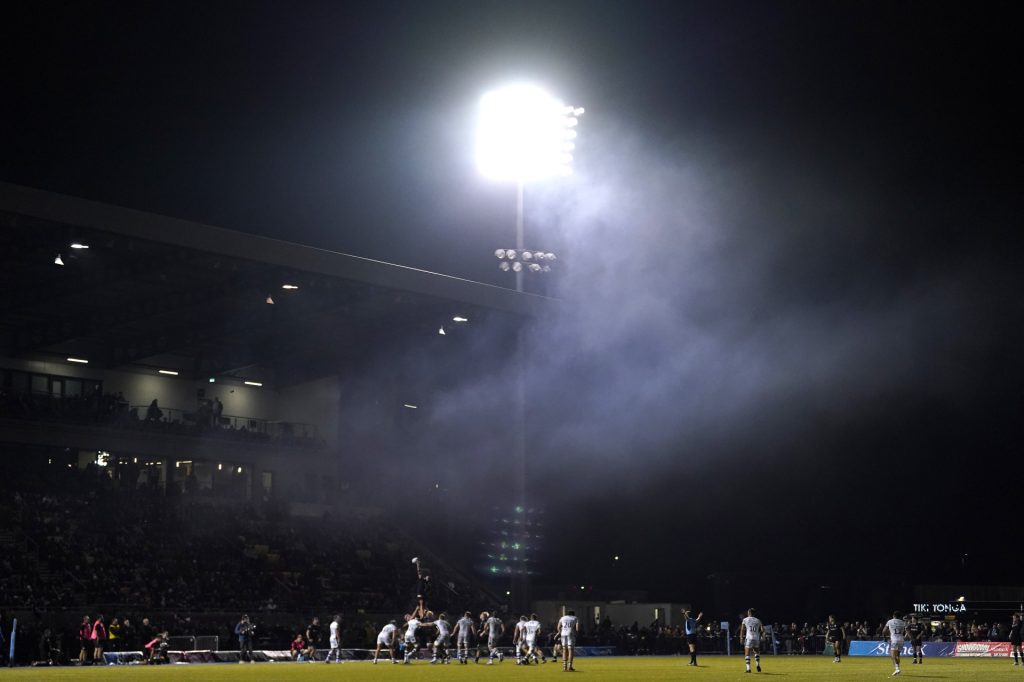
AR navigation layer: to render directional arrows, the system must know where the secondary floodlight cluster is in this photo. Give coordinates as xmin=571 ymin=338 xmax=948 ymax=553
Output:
xmin=476 ymin=84 xmax=583 ymax=182
xmin=495 ymin=248 xmax=556 ymax=273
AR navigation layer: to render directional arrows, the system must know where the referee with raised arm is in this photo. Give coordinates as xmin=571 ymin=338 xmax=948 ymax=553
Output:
xmin=682 ymin=607 xmax=704 ymax=666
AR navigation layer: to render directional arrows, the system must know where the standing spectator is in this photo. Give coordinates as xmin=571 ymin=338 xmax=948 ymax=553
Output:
xmin=92 ymin=615 xmax=107 ymax=664
xmin=145 ymin=399 xmax=162 ymax=422
xmin=78 ymin=615 xmax=93 ymax=665
xmin=235 ymin=615 xmax=255 ymax=663
xmin=212 ymin=397 xmax=224 ymax=425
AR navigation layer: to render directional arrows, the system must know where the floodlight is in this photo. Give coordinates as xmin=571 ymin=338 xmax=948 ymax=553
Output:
xmin=522 ymin=251 xmax=533 ymax=261
xmin=495 ymin=249 xmax=507 ymax=259
xmin=512 ymin=261 xmax=523 ymax=272
xmin=506 ymin=249 xmax=517 ymax=260
xmin=265 ymin=295 xmax=275 ymax=304
xmin=499 ymin=262 xmax=510 ymax=272
xmin=453 ymin=316 xmax=468 ymax=323
xmin=70 ymin=243 xmax=89 ymax=249
xmin=545 ymin=252 xmax=557 ymax=261
xmin=528 ymin=263 xmax=541 ymax=272
xmin=438 ymin=326 xmax=446 ymax=335
xmin=476 ymin=84 xmax=583 ymax=181
xmin=54 ymin=254 xmax=65 ymax=266
xmin=281 ymin=284 xmax=299 ymax=290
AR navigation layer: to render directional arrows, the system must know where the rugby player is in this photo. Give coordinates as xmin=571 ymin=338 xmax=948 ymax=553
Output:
xmin=739 ymin=608 xmax=764 ymax=673
xmin=882 ymin=610 xmax=907 ymax=677
xmin=453 ymin=611 xmax=476 ymax=664
xmin=906 ymin=615 xmax=927 ymax=664
xmin=373 ymin=620 xmax=398 ymax=664
xmin=825 ymin=615 xmax=845 ymax=663
xmin=481 ymin=611 xmax=505 ymax=664
xmin=557 ymin=609 xmax=580 ymax=672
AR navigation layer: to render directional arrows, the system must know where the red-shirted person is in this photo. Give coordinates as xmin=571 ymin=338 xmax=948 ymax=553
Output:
xmin=92 ymin=615 xmax=107 ymax=664
xmin=78 ymin=615 xmax=93 ymax=664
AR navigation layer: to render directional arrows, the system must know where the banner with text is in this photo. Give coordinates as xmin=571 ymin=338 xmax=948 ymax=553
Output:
xmin=848 ymin=641 xmax=959 ymax=657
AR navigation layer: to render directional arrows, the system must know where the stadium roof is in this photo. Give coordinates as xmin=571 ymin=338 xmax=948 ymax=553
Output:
xmin=0 ymin=182 xmax=548 ymax=385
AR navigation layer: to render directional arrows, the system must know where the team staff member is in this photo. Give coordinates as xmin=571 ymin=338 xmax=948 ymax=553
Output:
xmin=681 ymin=608 xmax=704 ymax=666
xmin=235 ymin=614 xmax=255 ymax=663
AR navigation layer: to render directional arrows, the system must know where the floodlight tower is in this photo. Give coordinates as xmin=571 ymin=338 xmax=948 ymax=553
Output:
xmin=475 ymin=84 xmax=582 ymax=610
xmin=476 ymin=83 xmax=582 ymax=292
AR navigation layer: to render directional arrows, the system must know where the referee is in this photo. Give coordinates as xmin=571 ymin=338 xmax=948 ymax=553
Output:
xmin=682 ymin=608 xmax=704 ymax=666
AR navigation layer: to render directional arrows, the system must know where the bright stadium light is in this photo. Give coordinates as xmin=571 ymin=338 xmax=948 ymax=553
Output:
xmin=476 ymin=84 xmax=581 ymax=182
xmin=54 ymin=253 xmax=65 ymax=266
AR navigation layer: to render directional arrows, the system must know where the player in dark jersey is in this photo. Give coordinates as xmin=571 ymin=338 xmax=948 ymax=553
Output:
xmin=1010 ymin=613 xmax=1023 ymax=666
xmin=825 ymin=615 xmax=845 ymax=663
xmin=906 ymin=615 xmax=927 ymax=665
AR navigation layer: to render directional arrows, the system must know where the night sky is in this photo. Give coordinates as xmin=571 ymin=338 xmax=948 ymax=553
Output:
xmin=3 ymin=1 xmax=1021 ymax=615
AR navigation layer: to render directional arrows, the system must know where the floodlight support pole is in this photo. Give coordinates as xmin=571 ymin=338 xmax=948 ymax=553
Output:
xmin=513 ymin=179 xmax=528 ymax=611
xmin=515 ymin=180 xmax=525 ymax=293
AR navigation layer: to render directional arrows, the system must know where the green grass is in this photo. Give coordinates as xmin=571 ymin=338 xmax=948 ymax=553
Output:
xmin=0 ymin=656 xmax=1019 ymax=681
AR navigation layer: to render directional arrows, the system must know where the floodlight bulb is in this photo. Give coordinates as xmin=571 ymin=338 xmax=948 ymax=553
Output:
xmin=54 ymin=254 xmax=65 ymax=266
xmin=495 ymin=249 xmax=507 ymax=259
xmin=439 ymin=327 xmax=446 ymax=335
xmin=542 ymin=265 xmax=551 ymax=272
xmin=70 ymin=242 xmax=89 ymax=249
xmin=506 ymin=249 xmax=517 ymax=260
xmin=265 ymin=295 xmax=275 ymax=304
xmin=529 ymin=263 xmax=541 ymax=272
xmin=499 ymin=262 xmax=510 ymax=271
xmin=522 ymin=251 xmax=533 ymax=261
xmin=512 ymin=261 xmax=523 ymax=272
xmin=545 ymin=253 xmax=557 ymax=261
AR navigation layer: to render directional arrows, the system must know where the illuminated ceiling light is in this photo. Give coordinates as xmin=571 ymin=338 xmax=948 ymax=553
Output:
xmin=236 ymin=466 xmax=243 ymax=474
xmin=158 ymin=369 xmax=179 ymax=376
xmin=54 ymin=254 xmax=65 ymax=266
xmin=208 ymin=377 xmax=216 ymax=383
xmin=217 ymin=463 xmax=223 ymax=471
xmin=403 ymin=404 xmax=418 ymax=409
xmin=476 ymin=84 xmax=584 ymax=181
xmin=281 ymin=284 xmax=299 ymax=290
xmin=452 ymin=316 xmax=468 ymax=323
xmin=244 ymin=380 xmax=262 ymax=387
xmin=438 ymin=327 xmax=446 ymax=335
xmin=66 ymin=357 xmax=89 ymax=364
xmin=265 ymin=295 xmax=275 ymax=304
xmin=70 ymin=242 xmax=89 ymax=249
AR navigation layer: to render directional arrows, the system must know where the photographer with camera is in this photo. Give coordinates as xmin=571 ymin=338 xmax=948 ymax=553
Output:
xmin=235 ymin=615 xmax=255 ymax=664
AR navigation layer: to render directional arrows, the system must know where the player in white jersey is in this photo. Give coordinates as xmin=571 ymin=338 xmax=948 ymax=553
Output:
xmin=557 ymin=610 xmax=580 ymax=672
xmin=513 ymin=616 xmax=528 ymax=664
xmin=453 ymin=612 xmax=476 ymax=664
xmin=324 ymin=614 xmax=342 ymax=663
xmin=523 ymin=614 xmax=546 ymax=664
xmin=480 ymin=612 xmax=505 ymax=664
xmin=739 ymin=608 xmax=764 ymax=673
xmin=402 ymin=613 xmax=422 ymax=664
xmin=882 ymin=610 xmax=907 ymax=676
xmin=426 ymin=613 xmax=452 ymax=663
xmin=373 ymin=620 xmax=398 ymax=664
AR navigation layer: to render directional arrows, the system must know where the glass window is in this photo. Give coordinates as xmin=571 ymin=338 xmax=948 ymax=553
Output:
xmin=31 ymin=374 xmax=48 ymax=394
xmin=65 ymin=379 xmax=82 ymax=397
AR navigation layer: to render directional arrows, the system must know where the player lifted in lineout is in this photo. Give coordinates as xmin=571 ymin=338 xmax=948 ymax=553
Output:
xmin=481 ymin=611 xmax=505 ymax=664
xmin=740 ymin=608 xmax=764 ymax=673
xmin=410 ymin=557 xmax=432 ymax=618
xmin=453 ymin=611 xmax=476 ymax=664
xmin=882 ymin=610 xmax=907 ymax=677
xmin=557 ymin=609 xmax=580 ymax=672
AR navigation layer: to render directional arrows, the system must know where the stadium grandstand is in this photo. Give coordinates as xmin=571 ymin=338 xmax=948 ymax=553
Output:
xmin=0 ymin=182 xmax=544 ymax=665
